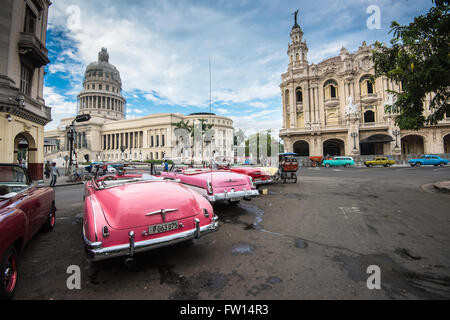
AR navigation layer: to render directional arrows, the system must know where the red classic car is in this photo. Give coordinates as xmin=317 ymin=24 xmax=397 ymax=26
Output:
xmin=0 ymin=164 xmax=56 ymax=299
xmin=228 ymin=166 xmax=272 ymax=185
xmin=83 ymin=173 xmax=219 ymax=263
xmin=161 ymin=168 xmax=259 ymax=205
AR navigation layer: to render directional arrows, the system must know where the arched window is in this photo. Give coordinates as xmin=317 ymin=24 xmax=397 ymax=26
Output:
xmin=296 ymin=88 xmax=303 ymax=103
xmin=295 ymin=53 xmax=299 ymax=61
xmin=364 ymin=110 xmax=375 ymax=123
xmin=360 ymin=75 xmax=375 ymax=95
xmin=285 ymin=90 xmax=290 ymax=107
xmin=324 ymin=79 xmax=338 ymax=100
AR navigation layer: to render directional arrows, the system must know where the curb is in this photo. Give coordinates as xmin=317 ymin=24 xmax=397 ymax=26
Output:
xmin=433 ymin=182 xmax=450 ymax=194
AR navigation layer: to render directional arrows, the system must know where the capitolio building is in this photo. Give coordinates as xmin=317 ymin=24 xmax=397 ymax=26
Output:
xmin=279 ymin=14 xmax=450 ymax=159
xmin=44 ymin=48 xmax=234 ymax=164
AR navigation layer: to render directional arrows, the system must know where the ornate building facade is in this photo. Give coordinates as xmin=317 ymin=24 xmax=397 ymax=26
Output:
xmin=44 ymin=48 xmax=234 ymax=164
xmin=279 ymin=18 xmax=450 ymax=158
xmin=0 ymin=0 xmax=52 ymax=180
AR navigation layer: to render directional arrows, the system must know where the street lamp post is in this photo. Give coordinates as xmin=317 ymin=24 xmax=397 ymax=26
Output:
xmin=67 ymin=114 xmax=91 ymax=177
xmin=392 ymin=129 xmax=400 ymax=148
xmin=350 ymin=132 xmax=358 ymax=150
xmin=139 ymin=149 xmax=142 ymax=162
xmin=120 ymin=145 xmax=125 ymax=161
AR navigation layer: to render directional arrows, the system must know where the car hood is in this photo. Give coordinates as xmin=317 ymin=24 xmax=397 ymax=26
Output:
xmin=94 ymin=181 xmax=202 ymax=229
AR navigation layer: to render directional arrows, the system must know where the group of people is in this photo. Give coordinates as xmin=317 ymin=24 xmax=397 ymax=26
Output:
xmin=44 ymin=160 xmax=60 ymax=187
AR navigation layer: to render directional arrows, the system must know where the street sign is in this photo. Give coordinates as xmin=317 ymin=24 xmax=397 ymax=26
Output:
xmin=75 ymin=114 xmax=91 ymax=122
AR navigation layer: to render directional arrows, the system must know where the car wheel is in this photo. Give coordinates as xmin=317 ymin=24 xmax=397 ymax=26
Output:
xmin=42 ymin=204 xmax=56 ymax=232
xmin=416 ymin=162 xmax=421 ymax=167
xmin=0 ymin=246 xmax=18 ymax=300
xmin=325 ymin=163 xmax=330 ymax=168
xmin=440 ymin=162 xmax=446 ymax=167
xmin=228 ymin=200 xmax=240 ymax=206
xmin=292 ymin=173 xmax=297 ymax=183
xmin=345 ymin=163 xmax=350 ymax=168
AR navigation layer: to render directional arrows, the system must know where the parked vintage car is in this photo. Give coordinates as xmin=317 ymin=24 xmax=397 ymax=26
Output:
xmin=408 ymin=155 xmax=449 ymax=167
xmin=364 ymin=157 xmax=396 ymax=167
xmin=255 ymin=167 xmax=280 ymax=181
xmin=323 ymin=156 xmax=355 ymax=168
xmin=85 ymin=161 xmax=103 ymax=173
xmin=161 ymin=168 xmax=259 ymax=204
xmin=228 ymin=166 xmax=272 ymax=185
xmin=0 ymin=164 xmax=56 ymax=299
xmin=83 ymin=173 xmax=219 ymax=263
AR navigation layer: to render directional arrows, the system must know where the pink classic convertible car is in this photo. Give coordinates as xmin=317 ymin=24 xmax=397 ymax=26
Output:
xmin=161 ymin=168 xmax=259 ymax=205
xmin=83 ymin=173 xmax=218 ymax=263
xmin=228 ymin=166 xmax=272 ymax=185
xmin=0 ymin=164 xmax=55 ymax=299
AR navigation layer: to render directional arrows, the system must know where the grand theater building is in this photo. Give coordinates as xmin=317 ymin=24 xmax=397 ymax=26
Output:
xmin=279 ymin=20 xmax=450 ymax=159
xmin=44 ymin=48 xmax=234 ymax=164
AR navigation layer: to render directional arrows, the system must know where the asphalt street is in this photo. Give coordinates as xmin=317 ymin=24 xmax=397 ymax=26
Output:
xmin=13 ymin=166 xmax=450 ymax=299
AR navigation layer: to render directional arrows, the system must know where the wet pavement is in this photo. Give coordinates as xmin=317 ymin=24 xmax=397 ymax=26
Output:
xmin=12 ymin=166 xmax=450 ymax=299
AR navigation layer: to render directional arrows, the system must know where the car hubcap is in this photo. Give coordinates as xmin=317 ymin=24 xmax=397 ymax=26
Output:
xmin=3 ymin=254 xmax=17 ymax=293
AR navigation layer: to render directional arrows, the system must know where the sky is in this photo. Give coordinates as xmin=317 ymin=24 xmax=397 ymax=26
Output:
xmin=44 ymin=0 xmax=434 ymax=135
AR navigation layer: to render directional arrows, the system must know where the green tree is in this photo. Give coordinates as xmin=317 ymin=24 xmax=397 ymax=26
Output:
xmin=371 ymin=0 xmax=449 ymax=130
xmin=172 ymin=119 xmax=214 ymax=161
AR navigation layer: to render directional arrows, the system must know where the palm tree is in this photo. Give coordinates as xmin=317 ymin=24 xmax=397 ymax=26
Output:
xmin=172 ymin=119 xmax=214 ymax=163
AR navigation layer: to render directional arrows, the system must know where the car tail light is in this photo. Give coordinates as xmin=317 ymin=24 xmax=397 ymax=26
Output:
xmin=102 ymin=225 xmax=109 ymax=238
xmin=249 ymin=177 xmax=256 ymax=189
xmin=206 ymin=181 xmax=213 ymax=195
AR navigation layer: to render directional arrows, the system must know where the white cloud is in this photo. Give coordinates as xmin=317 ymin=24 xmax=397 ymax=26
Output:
xmin=47 ymin=1 xmax=284 ymax=109
xmin=44 ymin=86 xmax=77 ymax=130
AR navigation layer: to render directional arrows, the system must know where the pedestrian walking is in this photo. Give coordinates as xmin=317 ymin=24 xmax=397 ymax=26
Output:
xmin=50 ymin=162 xmax=60 ymax=187
xmin=44 ymin=160 xmax=51 ymax=179
xmin=163 ymin=159 xmax=169 ymax=172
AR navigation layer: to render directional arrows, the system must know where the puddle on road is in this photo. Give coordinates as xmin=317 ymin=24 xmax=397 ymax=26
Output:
xmin=294 ymin=238 xmax=308 ymax=249
xmin=333 ymin=253 xmax=450 ymax=299
xmin=230 ymin=243 xmax=255 ymax=255
xmin=284 ymin=193 xmax=302 ymax=200
xmin=217 ymin=202 xmax=310 ymax=249
xmin=394 ymin=248 xmax=422 ymax=261
xmin=266 ymin=276 xmax=282 ymax=284
xmin=157 ymin=264 xmax=231 ymax=300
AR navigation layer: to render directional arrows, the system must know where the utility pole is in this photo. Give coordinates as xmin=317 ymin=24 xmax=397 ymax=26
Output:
xmin=68 ymin=114 xmax=91 ymax=178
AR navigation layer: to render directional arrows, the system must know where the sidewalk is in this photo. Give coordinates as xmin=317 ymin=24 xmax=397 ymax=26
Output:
xmin=43 ymin=172 xmax=84 ymax=187
xmin=433 ymin=181 xmax=450 ymax=194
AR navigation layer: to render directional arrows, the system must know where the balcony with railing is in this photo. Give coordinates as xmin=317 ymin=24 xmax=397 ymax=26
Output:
xmin=18 ymin=32 xmax=50 ymax=67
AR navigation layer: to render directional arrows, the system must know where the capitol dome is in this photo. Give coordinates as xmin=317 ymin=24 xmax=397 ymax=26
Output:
xmin=77 ymin=48 xmax=126 ymax=121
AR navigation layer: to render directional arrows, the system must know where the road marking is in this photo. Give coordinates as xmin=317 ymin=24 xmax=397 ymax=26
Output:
xmin=395 ymin=167 xmax=416 ymax=172
xmin=338 ymin=207 xmax=361 ymax=219
xmin=433 ymin=167 xmax=450 ymax=171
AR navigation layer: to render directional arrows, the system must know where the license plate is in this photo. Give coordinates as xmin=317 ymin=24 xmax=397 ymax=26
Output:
xmin=148 ymin=221 xmax=179 ymax=235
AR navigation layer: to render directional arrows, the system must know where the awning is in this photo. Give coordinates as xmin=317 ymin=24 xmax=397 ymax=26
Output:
xmin=360 ymin=134 xmax=394 ymax=144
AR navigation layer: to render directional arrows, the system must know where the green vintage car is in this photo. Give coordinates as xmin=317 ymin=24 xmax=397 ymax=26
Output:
xmin=323 ymin=156 xmax=355 ymax=168
xmin=364 ymin=157 xmax=396 ymax=167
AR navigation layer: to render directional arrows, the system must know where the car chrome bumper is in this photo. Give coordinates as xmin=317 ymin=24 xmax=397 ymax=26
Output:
xmin=254 ymin=179 xmax=273 ymax=185
xmin=83 ymin=216 xmax=219 ymax=261
xmin=206 ymin=189 xmax=259 ymax=202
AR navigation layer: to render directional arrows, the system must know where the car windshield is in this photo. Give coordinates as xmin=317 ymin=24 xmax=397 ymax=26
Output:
xmin=0 ymin=165 xmax=29 ymax=197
